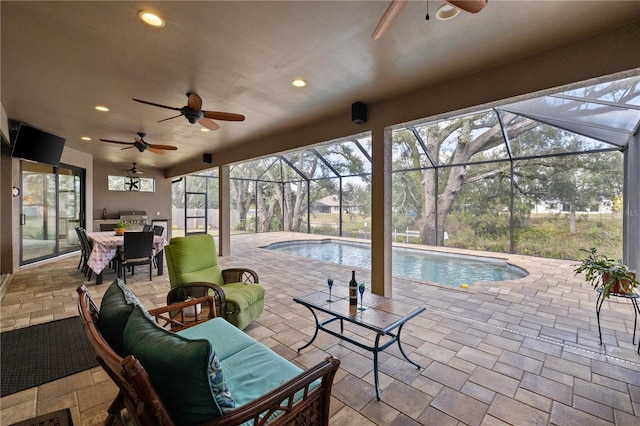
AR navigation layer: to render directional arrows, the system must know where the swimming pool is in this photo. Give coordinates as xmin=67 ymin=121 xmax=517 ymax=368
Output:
xmin=265 ymin=240 xmax=527 ymax=286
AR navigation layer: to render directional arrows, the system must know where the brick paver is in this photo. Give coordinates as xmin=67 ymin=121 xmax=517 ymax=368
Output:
xmin=1 ymin=232 xmax=639 ymax=425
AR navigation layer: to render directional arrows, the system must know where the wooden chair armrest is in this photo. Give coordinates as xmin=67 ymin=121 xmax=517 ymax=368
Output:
xmin=199 ymin=356 xmax=340 ymax=426
xmin=167 ymin=282 xmax=227 ymax=326
xmin=148 ymin=295 xmax=215 ymax=332
xmin=121 ymin=355 xmax=176 ymax=426
xmin=222 ymin=268 xmax=259 ymax=284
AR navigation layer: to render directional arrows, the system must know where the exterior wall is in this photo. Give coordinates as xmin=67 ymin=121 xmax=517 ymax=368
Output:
xmin=92 ymin=161 xmax=172 ymax=232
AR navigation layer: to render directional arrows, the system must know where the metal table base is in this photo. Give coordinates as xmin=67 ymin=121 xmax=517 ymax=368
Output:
xmin=595 ymin=288 xmax=640 ymax=353
xmin=295 ymin=292 xmax=424 ymax=400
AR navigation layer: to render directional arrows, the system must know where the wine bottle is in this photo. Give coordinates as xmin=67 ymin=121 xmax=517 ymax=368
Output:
xmin=349 ymin=271 xmax=357 ymax=306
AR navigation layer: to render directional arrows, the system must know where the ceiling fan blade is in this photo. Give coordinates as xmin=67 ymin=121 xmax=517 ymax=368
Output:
xmin=445 ymin=0 xmax=488 ymax=14
xmin=132 ymin=98 xmax=180 ymax=111
xmin=147 ymin=147 xmax=166 ymax=155
xmin=158 ymin=114 xmax=183 ymax=123
xmin=121 ymin=146 xmax=136 ymax=150
xmin=203 ymin=111 xmax=245 ymax=121
xmin=147 ymin=148 xmax=164 ymax=155
xmin=187 ymin=93 xmax=203 ymax=111
xmin=99 ymin=139 xmax=135 ymax=146
xmin=197 ymin=117 xmax=221 ymax=131
xmin=371 ymin=0 xmax=408 ymax=40
xmin=147 ymin=144 xmax=178 ymax=150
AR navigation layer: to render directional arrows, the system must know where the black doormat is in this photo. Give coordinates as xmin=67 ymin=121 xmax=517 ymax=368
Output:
xmin=10 ymin=408 xmax=73 ymax=426
xmin=1 ymin=317 xmax=98 ymax=397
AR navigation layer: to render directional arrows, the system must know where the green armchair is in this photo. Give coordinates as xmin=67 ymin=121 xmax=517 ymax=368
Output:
xmin=164 ymin=234 xmax=265 ymax=330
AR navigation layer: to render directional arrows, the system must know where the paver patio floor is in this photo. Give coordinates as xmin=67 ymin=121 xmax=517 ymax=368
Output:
xmin=1 ymin=232 xmax=639 ymax=425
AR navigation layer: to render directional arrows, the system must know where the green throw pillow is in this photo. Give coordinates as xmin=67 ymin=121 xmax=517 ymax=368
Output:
xmin=123 ymin=306 xmax=235 ymax=424
xmin=97 ymin=279 xmax=137 ymax=356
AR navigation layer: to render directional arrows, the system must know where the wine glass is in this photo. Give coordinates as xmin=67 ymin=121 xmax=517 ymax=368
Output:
xmin=327 ymin=274 xmax=334 ymax=302
xmin=358 ymin=282 xmax=365 ymax=311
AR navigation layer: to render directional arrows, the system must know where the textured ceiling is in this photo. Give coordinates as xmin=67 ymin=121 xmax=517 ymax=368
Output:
xmin=2 ymin=1 xmax=639 ymax=173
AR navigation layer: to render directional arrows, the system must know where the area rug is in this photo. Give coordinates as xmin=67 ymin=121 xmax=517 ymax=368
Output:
xmin=1 ymin=317 xmax=98 ymax=397
xmin=9 ymin=408 xmax=73 ymax=426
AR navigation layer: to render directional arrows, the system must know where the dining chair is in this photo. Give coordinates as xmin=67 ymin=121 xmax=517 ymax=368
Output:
xmin=151 ymin=226 xmax=165 ymax=270
xmin=74 ymin=227 xmax=86 ymax=271
xmin=118 ymin=231 xmax=155 ymax=283
xmin=142 ymin=224 xmax=152 ymax=232
xmin=77 ymin=228 xmax=94 ymax=281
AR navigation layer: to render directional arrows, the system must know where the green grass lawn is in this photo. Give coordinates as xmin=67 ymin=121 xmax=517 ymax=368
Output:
xmin=310 ymin=212 xmax=623 ymax=261
xmin=445 ymin=212 xmax=623 ymax=261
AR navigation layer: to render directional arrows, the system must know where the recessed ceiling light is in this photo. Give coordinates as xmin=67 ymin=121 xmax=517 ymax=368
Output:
xmin=138 ymin=11 xmax=165 ymax=28
xmin=436 ymin=4 xmax=460 ymax=20
xmin=81 ymin=136 xmax=91 ymax=141
xmin=292 ymin=79 xmax=307 ymax=88
xmin=200 ymin=128 xmax=210 ymax=132
xmin=94 ymin=105 xmax=110 ymax=112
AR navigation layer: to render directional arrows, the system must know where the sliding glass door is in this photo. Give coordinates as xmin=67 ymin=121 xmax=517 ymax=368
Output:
xmin=20 ymin=161 xmax=84 ymax=264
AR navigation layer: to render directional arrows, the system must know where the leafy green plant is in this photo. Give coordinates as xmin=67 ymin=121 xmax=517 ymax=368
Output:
xmin=116 ymin=220 xmax=127 ymax=229
xmin=574 ymin=247 xmax=638 ymax=298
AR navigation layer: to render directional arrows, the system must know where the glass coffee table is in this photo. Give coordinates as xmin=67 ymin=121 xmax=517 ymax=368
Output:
xmin=294 ymin=289 xmax=425 ymax=400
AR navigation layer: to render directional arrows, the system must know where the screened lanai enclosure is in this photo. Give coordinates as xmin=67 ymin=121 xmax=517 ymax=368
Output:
xmin=172 ymin=75 xmax=640 ymax=264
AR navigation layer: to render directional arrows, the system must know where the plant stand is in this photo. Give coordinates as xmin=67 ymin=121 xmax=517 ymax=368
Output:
xmin=595 ymin=287 xmax=640 ymax=353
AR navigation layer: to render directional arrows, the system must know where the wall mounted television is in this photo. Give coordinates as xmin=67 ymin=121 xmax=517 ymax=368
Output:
xmin=10 ymin=122 xmax=65 ymax=166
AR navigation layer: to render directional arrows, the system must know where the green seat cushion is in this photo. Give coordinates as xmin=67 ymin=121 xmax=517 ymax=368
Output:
xmin=223 ymin=283 xmax=266 ymax=311
xmin=223 ymin=344 xmax=315 ymax=408
xmin=97 ymin=279 xmax=139 ymax=356
xmin=123 ymin=306 xmax=235 ymax=425
xmin=177 ymin=317 xmax=256 ymax=361
xmin=180 ymin=318 xmax=318 ymax=419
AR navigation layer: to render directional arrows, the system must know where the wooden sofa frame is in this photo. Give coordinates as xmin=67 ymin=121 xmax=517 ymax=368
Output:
xmin=77 ymin=284 xmax=340 ymax=426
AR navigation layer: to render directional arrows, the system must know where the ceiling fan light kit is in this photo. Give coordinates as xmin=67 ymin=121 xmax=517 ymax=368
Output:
xmin=372 ymin=0 xmax=487 ymax=40
xmin=436 ymin=4 xmax=460 ymax=20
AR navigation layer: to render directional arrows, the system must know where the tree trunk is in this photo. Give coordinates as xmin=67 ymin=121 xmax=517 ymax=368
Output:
xmin=417 ymin=113 xmax=537 ymax=246
xmin=569 ymin=203 xmax=576 ymax=233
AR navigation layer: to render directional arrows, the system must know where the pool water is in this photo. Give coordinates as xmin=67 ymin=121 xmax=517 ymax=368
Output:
xmin=265 ymin=240 xmax=527 ymax=286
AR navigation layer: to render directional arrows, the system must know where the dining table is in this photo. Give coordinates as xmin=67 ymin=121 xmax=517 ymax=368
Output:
xmin=86 ymin=231 xmax=168 ymax=284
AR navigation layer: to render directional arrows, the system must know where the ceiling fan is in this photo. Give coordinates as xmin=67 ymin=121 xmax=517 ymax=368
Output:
xmin=132 ymin=92 xmax=245 ymax=131
xmin=371 ymin=0 xmax=488 ymax=40
xmin=99 ymin=132 xmax=177 ymax=155
xmin=117 ymin=162 xmax=144 ymax=175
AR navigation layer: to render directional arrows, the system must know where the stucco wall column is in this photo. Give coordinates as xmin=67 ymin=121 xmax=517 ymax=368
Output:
xmin=218 ymin=164 xmax=231 ymax=257
xmin=624 ymin=134 xmax=639 ymax=271
xmin=370 ymin=126 xmax=392 ymax=297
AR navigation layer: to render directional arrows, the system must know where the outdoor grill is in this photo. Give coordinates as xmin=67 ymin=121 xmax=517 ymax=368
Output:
xmin=119 ymin=210 xmax=148 ymax=231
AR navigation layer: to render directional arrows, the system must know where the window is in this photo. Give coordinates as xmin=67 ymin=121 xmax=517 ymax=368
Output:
xmin=108 ymin=175 xmax=155 ymax=192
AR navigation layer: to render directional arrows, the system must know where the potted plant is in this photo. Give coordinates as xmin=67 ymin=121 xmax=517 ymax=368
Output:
xmin=574 ymin=247 xmax=638 ymax=299
xmin=114 ymin=220 xmax=127 ymax=236
xmin=184 ymin=296 xmax=202 ymax=317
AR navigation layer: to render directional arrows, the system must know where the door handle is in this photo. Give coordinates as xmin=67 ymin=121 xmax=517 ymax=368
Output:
xmin=20 ymin=214 xmax=26 ymax=226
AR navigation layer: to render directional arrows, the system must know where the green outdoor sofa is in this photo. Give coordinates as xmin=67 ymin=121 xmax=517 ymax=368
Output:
xmin=77 ymin=280 xmax=340 ymax=425
xmin=164 ymin=234 xmax=265 ymax=330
